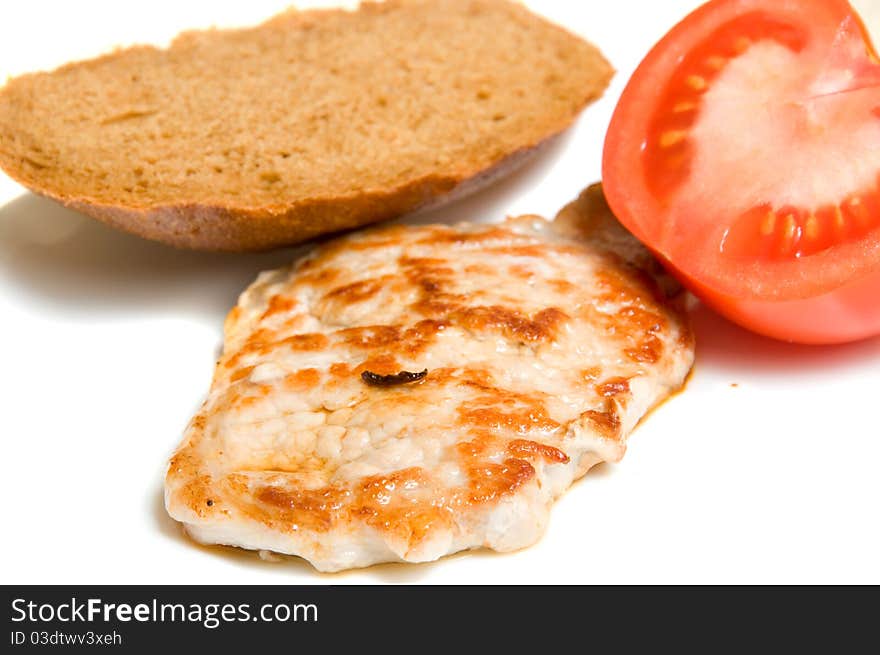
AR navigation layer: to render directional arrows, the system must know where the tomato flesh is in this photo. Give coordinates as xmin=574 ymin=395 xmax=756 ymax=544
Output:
xmin=603 ymin=0 xmax=880 ymax=343
xmin=643 ymin=12 xmax=809 ymax=201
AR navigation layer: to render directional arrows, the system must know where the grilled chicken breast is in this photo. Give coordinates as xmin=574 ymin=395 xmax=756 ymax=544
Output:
xmin=165 ymin=184 xmax=694 ymax=572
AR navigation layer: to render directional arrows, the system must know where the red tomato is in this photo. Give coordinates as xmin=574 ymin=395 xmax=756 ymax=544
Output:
xmin=603 ymin=0 xmax=880 ymax=343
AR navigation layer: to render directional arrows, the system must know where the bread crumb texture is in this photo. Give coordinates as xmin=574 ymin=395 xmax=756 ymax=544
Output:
xmin=0 ymin=0 xmax=612 ymax=250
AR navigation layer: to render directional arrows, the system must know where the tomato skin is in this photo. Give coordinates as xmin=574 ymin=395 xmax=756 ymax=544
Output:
xmin=671 ymin=260 xmax=880 ymax=344
xmin=602 ymin=0 xmax=880 ymax=344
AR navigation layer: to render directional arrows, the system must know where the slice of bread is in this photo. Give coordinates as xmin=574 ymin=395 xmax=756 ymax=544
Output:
xmin=0 ymin=0 xmax=612 ymax=251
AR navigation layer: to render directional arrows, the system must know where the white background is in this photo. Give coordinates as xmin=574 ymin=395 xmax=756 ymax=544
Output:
xmin=1 ymin=0 xmax=878 ymax=584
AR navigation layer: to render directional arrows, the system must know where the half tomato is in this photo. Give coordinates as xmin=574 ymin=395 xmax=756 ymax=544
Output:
xmin=603 ymin=0 xmax=880 ymax=343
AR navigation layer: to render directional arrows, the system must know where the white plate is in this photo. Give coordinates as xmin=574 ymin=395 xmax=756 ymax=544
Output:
xmin=1 ymin=0 xmax=878 ymax=584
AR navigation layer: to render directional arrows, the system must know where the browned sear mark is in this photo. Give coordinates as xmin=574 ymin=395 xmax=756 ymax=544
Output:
xmin=596 ymin=377 xmax=630 ymax=398
xmin=261 ymin=294 xmax=296 ymax=319
xmin=581 ymin=408 xmax=622 ymax=440
xmin=507 ymin=439 xmax=570 ymax=464
xmin=449 ymin=305 xmax=570 ymax=344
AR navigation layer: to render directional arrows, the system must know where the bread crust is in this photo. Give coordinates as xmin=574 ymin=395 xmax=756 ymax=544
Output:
xmin=31 ymin=134 xmax=555 ymax=251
